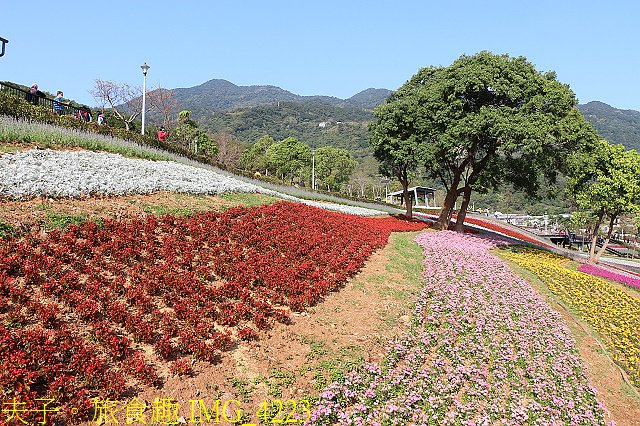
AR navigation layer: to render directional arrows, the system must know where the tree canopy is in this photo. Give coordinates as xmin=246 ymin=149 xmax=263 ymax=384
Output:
xmin=90 ymin=79 xmax=144 ymax=132
xmin=369 ymin=95 xmax=422 ymax=217
xmin=173 ymin=110 xmax=217 ymax=156
xmin=371 ymin=51 xmax=598 ymax=226
xmin=567 ymin=139 xmax=640 ymax=263
xmin=314 ymin=146 xmax=357 ymax=191
xmin=266 ymin=137 xmax=311 ymax=184
xmin=240 ymin=135 xmax=275 ymax=175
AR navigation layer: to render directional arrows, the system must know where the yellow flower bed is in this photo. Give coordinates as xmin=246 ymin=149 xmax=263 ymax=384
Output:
xmin=502 ymin=248 xmax=640 ymax=387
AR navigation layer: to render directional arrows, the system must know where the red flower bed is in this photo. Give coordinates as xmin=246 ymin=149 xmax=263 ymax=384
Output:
xmin=0 ymin=201 xmax=425 ymax=422
xmin=414 ymin=212 xmax=552 ymax=248
xmin=460 ymin=216 xmax=554 ymax=248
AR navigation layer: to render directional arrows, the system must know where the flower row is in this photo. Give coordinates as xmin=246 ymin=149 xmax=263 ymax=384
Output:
xmin=502 ymin=248 xmax=640 ymax=388
xmin=413 ymin=212 xmax=553 ymax=248
xmin=310 ymin=231 xmax=610 ymax=425
xmin=0 ymin=201 xmax=426 ymax=423
xmin=577 ymin=263 xmax=640 ymax=290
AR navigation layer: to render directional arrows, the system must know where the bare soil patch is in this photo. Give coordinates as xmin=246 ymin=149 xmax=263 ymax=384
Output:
xmin=0 ymin=192 xmax=276 ymax=235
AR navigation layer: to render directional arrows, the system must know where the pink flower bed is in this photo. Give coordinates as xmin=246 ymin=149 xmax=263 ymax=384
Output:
xmin=413 ymin=212 xmax=554 ymax=248
xmin=577 ymin=263 xmax=640 ymax=289
xmin=310 ymin=231 xmax=611 ymax=425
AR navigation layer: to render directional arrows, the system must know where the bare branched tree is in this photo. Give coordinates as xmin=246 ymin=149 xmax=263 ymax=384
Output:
xmin=350 ymin=173 xmax=370 ymax=198
xmin=147 ymin=85 xmax=179 ymax=129
xmin=90 ymin=79 xmax=145 ymax=131
xmin=215 ymin=133 xmax=245 ymax=169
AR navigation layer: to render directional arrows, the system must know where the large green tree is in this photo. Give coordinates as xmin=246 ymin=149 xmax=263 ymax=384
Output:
xmin=266 ymin=137 xmax=311 ymax=184
xmin=567 ymin=139 xmax=640 ymax=263
xmin=240 ymin=135 xmax=275 ymax=175
xmin=315 ymin=146 xmax=357 ymax=191
xmin=174 ymin=110 xmax=217 ymax=156
xmin=372 ymin=51 xmax=597 ymax=226
xmin=369 ymin=94 xmax=422 ymax=217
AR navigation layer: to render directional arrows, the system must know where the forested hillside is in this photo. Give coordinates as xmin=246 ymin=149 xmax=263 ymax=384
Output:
xmin=145 ymin=79 xmax=640 ymax=214
xmin=577 ymin=101 xmax=640 ymax=151
xmin=199 ymin=101 xmax=374 ymax=160
xmin=165 ymin=80 xmax=392 ymax=158
xmin=159 ymin=79 xmax=640 ymax=159
xmin=170 ymin=81 xmax=640 ymax=157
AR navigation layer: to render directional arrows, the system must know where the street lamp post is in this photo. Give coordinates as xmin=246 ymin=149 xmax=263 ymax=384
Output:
xmin=0 ymin=36 xmax=8 ymax=58
xmin=311 ymin=148 xmax=316 ymax=190
xmin=140 ymin=62 xmax=150 ymax=135
xmin=380 ymin=178 xmax=390 ymax=202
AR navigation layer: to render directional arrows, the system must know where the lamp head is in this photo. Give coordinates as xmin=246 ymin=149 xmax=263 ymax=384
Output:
xmin=141 ymin=62 xmax=150 ymax=75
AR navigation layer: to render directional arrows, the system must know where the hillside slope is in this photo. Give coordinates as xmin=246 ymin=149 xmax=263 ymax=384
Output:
xmin=161 ymin=79 xmax=640 ymax=154
xmin=199 ymin=101 xmax=373 ymax=159
xmin=577 ymin=101 xmax=640 ymax=151
xmin=171 ymin=79 xmax=391 ymax=114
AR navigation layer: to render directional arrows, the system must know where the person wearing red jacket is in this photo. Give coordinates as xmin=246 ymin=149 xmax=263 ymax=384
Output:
xmin=157 ymin=126 xmax=169 ymax=142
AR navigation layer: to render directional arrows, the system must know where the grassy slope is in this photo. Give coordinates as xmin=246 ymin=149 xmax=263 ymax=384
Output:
xmin=0 ymin=118 xmax=171 ymax=161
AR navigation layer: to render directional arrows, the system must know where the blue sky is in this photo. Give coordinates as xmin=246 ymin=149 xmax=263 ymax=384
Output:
xmin=3 ymin=1 xmax=640 ymax=109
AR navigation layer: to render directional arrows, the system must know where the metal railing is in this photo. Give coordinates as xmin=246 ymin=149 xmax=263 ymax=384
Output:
xmin=1 ymin=81 xmax=82 ymax=117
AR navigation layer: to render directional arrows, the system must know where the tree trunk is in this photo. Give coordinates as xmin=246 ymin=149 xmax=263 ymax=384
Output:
xmin=401 ymin=177 xmax=412 ymax=218
xmin=433 ymin=186 xmax=457 ymax=230
xmin=454 ymin=186 xmax=472 ymax=233
xmin=593 ymin=214 xmax=617 ymax=264
xmin=588 ymin=210 xmax=605 ymax=263
xmin=433 ymin=172 xmax=462 ymax=230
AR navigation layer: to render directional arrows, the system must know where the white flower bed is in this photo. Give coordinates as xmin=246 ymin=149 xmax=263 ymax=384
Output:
xmin=0 ymin=149 xmax=386 ymax=216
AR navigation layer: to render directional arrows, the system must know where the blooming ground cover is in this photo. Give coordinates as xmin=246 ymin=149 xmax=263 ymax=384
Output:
xmin=502 ymin=248 xmax=640 ymax=389
xmin=577 ymin=263 xmax=640 ymax=290
xmin=461 ymin=216 xmax=555 ymax=248
xmin=0 ymin=149 xmax=387 ymax=216
xmin=311 ymin=231 xmax=610 ymax=425
xmin=413 ymin=212 xmax=554 ymax=248
xmin=0 ymin=201 xmax=425 ymax=423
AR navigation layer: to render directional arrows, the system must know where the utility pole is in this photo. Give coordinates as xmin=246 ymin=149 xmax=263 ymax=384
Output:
xmin=311 ymin=148 xmax=316 ymax=190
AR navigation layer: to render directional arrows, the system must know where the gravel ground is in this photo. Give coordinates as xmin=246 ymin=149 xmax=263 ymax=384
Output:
xmin=0 ymin=149 xmax=387 ymax=216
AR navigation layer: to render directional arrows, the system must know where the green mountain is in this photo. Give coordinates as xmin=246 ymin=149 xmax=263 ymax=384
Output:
xmin=161 ymin=79 xmax=640 ymax=215
xmin=200 ymin=101 xmax=374 ymax=160
xmin=577 ymin=101 xmax=640 ymax=152
xmin=346 ymin=88 xmax=393 ymax=108
xmin=168 ymin=79 xmax=391 ymax=159
xmin=169 ymin=80 xmax=640 ymax=160
xmin=171 ymin=79 xmax=392 ymax=113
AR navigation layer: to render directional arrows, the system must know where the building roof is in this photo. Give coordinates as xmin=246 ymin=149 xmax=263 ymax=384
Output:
xmin=387 ymin=186 xmax=437 ymax=197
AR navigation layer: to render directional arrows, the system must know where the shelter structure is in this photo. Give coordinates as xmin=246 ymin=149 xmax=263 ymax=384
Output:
xmin=387 ymin=186 xmax=437 ymax=208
